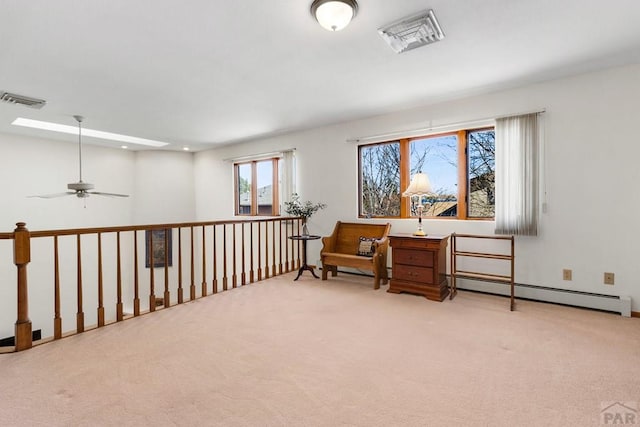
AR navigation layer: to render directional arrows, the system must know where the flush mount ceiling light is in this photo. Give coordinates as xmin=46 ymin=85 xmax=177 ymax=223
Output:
xmin=12 ymin=117 xmax=169 ymax=147
xmin=311 ymin=0 xmax=358 ymax=31
xmin=378 ymin=9 xmax=445 ymax=54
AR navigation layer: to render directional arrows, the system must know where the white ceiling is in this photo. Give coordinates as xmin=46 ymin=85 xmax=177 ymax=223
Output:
xmin=1 ymin=0 xmax=640 ymax=151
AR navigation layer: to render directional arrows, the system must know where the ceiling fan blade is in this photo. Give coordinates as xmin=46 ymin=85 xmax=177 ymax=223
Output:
xmin=28 ymin=192 xmax=76 ymax=199
xmin=88 ymin=191 xmax=130 ymax=198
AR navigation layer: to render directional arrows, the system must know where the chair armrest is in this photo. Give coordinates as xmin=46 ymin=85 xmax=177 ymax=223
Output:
xmin=321 ymin=235 xmax=336 ymax=254
xmin=373 ymin=236 xmax=389 ymax=253
xmin=321 ymin=222 xmax=341 ymax=254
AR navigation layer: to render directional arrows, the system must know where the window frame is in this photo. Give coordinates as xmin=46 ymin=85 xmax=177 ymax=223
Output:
xmin=358 ymin=127 xmax=494 ymax=220
xmin=234 ymin=157 xmax=280 ymax=217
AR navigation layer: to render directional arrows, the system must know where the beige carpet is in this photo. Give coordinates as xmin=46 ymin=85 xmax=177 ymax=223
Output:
xmin=0 ymin=272 xmax=638 ymax=426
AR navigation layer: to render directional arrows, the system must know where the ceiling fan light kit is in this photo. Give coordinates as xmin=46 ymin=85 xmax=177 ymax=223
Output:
xmin=311 ymin=0 xmax=358 ymax=31
xmin=30 ymin=115 xmax=129 ymax=200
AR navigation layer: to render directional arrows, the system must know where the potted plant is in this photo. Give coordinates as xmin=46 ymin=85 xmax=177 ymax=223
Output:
xmin=284 ymin=193 xmax=327 ymax=235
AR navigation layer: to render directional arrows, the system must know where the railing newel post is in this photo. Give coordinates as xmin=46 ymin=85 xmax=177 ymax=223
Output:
xmin=13 ymin=222 xmax=32 ymax=351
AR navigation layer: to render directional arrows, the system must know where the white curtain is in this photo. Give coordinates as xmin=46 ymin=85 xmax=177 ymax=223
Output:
xmin=280 ymin=150 xmax=296 ymax=208
xmin=495 ymin=113 xmax=540 ymax=236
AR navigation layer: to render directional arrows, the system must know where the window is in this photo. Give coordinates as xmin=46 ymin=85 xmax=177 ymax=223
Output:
xmin=358 ymin=128 xmax=495 ymax=219
xmin=360 ymin=142 xmax=401 ymax=217
xmin=468 ymin=129 xmax=496 ymax=218
xmin=235 ymin=158 xmax=280 ymax=216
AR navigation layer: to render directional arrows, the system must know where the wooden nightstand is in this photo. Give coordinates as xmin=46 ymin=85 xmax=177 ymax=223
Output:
xmin=388 ymin=234 xmax=449 ymax=301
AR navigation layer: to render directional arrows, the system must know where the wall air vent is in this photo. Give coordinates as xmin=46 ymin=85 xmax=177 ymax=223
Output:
xmin=378 ymin=9 xmax=445 ymax=54
xmin=0 ymin=91 xmax=47 ymax=109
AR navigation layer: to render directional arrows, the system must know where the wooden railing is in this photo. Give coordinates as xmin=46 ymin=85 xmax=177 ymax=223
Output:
xmin=0 ymin=217 xmax=303 ymax=352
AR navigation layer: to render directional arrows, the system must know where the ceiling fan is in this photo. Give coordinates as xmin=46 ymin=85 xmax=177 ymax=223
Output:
xmin=31 ymin=115 xmax=129 ymax=199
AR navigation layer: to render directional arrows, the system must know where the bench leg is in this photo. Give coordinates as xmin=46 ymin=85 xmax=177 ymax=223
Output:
xmin=373 ymin=272 xmax=381 ymax=290
xmin=331 ymin=266 xmax=337 ymax=277
xmin=322 ymin=264 xmax=328 ymax=280
xmin=381 ymin=265 xmax=389 ymax=285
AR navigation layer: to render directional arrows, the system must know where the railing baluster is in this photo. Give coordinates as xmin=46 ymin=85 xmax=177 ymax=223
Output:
xmin=97 ymin=232 xmax=105 ymax=327
xmin=264 ymin=223 xmax=269 ymax=279
xmin=250 ymin=222 xmax=255 ymax=283
xmin=134 ymin=230 xmax=140 ymax=316
xmin=285 ymin=220 xmax=290 ymax=272
xmin=148 ymin=231 xmax=156 ymax=313
xmin=212 ymin=225 xmax=218 ymax=293
xmin=76 ymin=234 xmax=84 ymax=332
xmin=241 ymin=223 xmax=246 ymax=286
xmin=257 ymin=222 xmax=262 ymax=281
xmin=116 ymin=232 xmax=123 ymax=321
xmin=190 ymin=226 xmax=196 ymax=300
xmin=279 ymin=220 xmax=283 ymax=275
xmin=201 ymin=226 xmax=207 ymax=297
xmin=272 ymin=221 xmax=277 ymax=277
xmin=54 ymin=235 xmax=62 ymax=339
xmin=232 ymin=223 xmax=237 ymax=288
xmin=178 ymin=228 xmax=184 ymax=304
xmin=223 ymin=224 xmax=228 ymax=291
xmin=164 ymin=228 xmax=170 ymax=308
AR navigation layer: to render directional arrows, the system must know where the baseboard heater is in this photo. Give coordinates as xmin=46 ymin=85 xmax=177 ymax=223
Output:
xmin=453 ymin=278 xmax=631 ymax=317
xmin=321 ymin=265 xmax=631 ymax=317
xmin=0 ymin=329 xmax=42 ymax=347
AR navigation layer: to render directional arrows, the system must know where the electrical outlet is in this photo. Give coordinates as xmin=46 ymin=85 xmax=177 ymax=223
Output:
xmin=604 ymin=272 xmax=615 ymax=285
xmin=562 ymin=269 xmax=572 ymax=281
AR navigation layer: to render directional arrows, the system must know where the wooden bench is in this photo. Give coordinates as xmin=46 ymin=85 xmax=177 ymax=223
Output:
xmin=320 ymin=221 xmax=391 ymax=289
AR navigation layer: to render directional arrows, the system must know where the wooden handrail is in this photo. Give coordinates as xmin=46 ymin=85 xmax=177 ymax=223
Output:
xmin=27 ymin=218 xmax=292 ymax=239
xmin=2 ymin=217 xmax=303 ymax=352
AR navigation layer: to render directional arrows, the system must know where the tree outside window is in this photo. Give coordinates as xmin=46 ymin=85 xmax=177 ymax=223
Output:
xmin=359 ymin=142 xmax=401 ymax=217
xmin=467 ymin=129 xmax=495 ymax=218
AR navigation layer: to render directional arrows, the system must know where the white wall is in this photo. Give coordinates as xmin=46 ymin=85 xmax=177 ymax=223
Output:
xmin=193 ymin=149 xmax=232 ymax=220
xmin=194 ymin=63 xmax=640 ymax=311
xmin=133 ymin=151 xmax=196 ymax=224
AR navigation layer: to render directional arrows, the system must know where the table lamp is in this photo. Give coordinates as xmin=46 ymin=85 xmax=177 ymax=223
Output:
xmin=402 ymin=172 xmax=432 ymax=236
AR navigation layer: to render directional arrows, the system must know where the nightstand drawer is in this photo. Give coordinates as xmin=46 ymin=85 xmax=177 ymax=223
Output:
xmin=393 ymin=264 xmax=434 ymax=283
xmin=394 ymin=248 xmax=433 ymax=267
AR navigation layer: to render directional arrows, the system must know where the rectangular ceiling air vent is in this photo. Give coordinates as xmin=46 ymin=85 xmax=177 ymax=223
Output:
xmin=378 ymin=9 xmax=445 ymax=54
xmin=0 ymin=91 xmax=47 ymax=109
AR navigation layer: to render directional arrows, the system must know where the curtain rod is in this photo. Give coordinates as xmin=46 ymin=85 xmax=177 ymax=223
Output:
xmin=346 ymin=108 xmax=546 ymax=144
xmin=223 ymin=148 xmax=295 ymax=162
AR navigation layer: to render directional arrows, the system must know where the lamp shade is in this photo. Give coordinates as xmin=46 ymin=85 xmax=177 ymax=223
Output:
xmin=402 ymin=172 xmax=432 ymax=197
xmin=311 ymin=0 xmax=358 ymax=31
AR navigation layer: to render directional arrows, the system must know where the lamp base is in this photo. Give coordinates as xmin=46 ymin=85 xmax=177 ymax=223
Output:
xmin=412 ymin=230 xmax=426 ymax=236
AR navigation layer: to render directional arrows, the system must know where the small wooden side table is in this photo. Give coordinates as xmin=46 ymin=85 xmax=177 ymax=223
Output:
xmin=388 ymin=234 xmax=449 ymax=301
xmin=289 ymin=235 xmax=321 ymax=280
